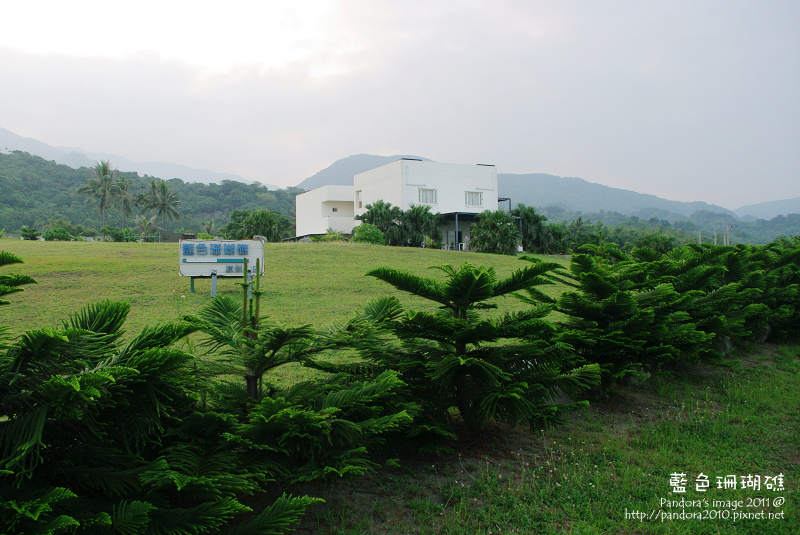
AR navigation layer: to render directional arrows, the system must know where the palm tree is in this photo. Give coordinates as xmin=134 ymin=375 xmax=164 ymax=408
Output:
xmin=77 ymin=160 xmax=119 ymax=231
xmin=201 ymin=219 xmax=216 ymax=236
xmin=512 ymin=203 xmax=550 ymax=253
xmin=355 ymin=200 xmax=401 ymax=232
xmin=468 ymin=210 xmax=521 ymax=255
xmin=135 ymin=214 xmax=159 ymax=239
xmin=398 ymin=205 xmax=443 ymax=247
xmin=115 ymin=177 xmax=136 ymax=237
xmin=137 ymin=179 xmax=180 ymax=233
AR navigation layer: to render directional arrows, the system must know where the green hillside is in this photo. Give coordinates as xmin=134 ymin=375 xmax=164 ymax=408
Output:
xmin=0 ymin=151 xmax=301 ymax=234
xmin=2 ymin=150 xmax=798 ymax=245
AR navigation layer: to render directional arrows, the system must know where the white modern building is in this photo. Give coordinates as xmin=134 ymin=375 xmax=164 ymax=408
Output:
xmin=295 ymin=159 xmax=501 ymax=247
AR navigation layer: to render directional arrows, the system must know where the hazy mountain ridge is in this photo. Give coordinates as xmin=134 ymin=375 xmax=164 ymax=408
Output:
xmin=2 ymin=126 xmax=796 ymax=220
xmin=497 ymin=172 xmax=738 ymax=220
xmin=295 ymin=154 xmax=431 ymax=191
xmin=294 ymin=155 xmax=741 ymax=221
xmin=0 ymin=127 xmax=278 ymax=188
xmin=735 ymin=197 xmax=800 ymax=221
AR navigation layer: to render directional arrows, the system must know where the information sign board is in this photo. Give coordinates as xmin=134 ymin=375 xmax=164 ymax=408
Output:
xmin=178 ymin=239 xmax=265 ymax=277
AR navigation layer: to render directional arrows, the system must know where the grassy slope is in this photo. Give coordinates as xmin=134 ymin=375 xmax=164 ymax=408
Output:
xmin=299 ymin=346 xmax=799 ymax=535
xmin=1 ymin=239 xmax=796 ymax=534
xmin=0 ymin=240 xmax=565 ymax=337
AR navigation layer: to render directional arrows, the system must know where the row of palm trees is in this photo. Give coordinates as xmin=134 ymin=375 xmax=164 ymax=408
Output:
xmin=77 ymin=161 xmax=180 ymax=236
xmin=355 ymin=200 xmax=443 ymax=247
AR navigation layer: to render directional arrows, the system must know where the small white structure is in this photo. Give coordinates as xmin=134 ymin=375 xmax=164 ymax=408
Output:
xmin=294 ymin=185 xmax=356 ymax=237
xmin=295 ymin=159 xmax=500 ymax=247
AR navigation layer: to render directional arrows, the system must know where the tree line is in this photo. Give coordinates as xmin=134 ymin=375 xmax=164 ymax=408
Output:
xmin=0 ymin=152 xmax=299 ymax=238
xmin=2 ymin=150 xmax=799 ymax=245
xmin=352 ymin=201 xmax=700 ymax=255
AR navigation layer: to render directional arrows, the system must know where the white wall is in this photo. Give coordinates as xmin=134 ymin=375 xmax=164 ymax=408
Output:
xmin=297 ymin=160 xmax=500 ymax=239
xmin=353 ymin=160 xmax=497 ymax=217
xmin=353 ymin=160 xmax=404 ymax=216
xmin=295 ymin=185 xmax=355 ymax=236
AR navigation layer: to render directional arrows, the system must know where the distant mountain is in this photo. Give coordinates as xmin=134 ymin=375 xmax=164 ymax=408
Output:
xmin=295 ymin=154 xmax=430 ymax=190
xmin=734 ymin=197 xmax=800 ymax=220
xmin=498 ymin=173 xmax=736 ymax=220
xmin=0 ymin=127 xmax=277 ymax=188
xmin=296 ymin=155 xmax=736 ymax=220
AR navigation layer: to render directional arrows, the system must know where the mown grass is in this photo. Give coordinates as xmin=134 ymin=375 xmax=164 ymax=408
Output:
xmin=1 ymin=239 xmax=796 ymax=534
xmin=0 ymin=240 xmax=566 ymax=338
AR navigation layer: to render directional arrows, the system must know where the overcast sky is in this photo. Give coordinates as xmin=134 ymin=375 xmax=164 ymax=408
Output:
xmin=1 ymin=0 xmax=798 ymax=209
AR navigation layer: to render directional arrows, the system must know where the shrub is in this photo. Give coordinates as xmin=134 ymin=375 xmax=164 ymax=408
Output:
xmin=43 ymin=227 xmax=72 ymax=241
xmin=469 ymin=210 xmax=521 ymax=255
xmin=351 ymin=223 xmax=385 ymax=244
xmin=19 ymin=226 xmax=39 ymax=240
xmin=100 ymin=226 xmax=125 ymax=242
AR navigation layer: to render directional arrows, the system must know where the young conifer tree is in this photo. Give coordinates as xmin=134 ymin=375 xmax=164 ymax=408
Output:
xmin=312 ymin=260 xmax=600 ymax=439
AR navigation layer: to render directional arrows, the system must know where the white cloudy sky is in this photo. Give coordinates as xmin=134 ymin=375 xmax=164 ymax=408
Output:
xmin=1 ymin=0 xmax=798 ymax=209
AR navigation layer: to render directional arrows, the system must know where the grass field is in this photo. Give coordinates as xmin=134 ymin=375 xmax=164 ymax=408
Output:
xmin=297 ymin=345 xmax=799 ymax=534
xmin=0 ymin=240 xmax=565 ymax=338
xmin=1 ymin=239 xmax=797 ymax=534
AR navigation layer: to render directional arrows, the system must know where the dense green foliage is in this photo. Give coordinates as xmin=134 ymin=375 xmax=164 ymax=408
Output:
xmin=19 ymin=226 xmax=39 ymax=240
xmin=355 ymin=200 xmax=443 ymax=247
xmin=539 ymin=205 xmax=800 ymax=247
xmin=42 ymin=227 xmax=72 ymax=241
xmin=0 ymin=255 xmax=415 ymax=534
xmin=1 ymin=233 xmax=798 ymax=532
xmin=77 ymin=160 xmax=119 ymax=229
xmin=517 ymin=237 xmax=800 ymax=390
xmin=307 ymin=261 xmax=601 ymax=446
xmin=220 ymin=209 xmax=293 ymax=241
xmin=468 ymin=210 xmax=522 ymax=255
xmin=350 ymin=222 xmax=385 ymax=244
xmin=0 ymin=152 xmax=301 ymax=235
xmin=3 ymin=150 xmax=798 ymax=248
xmin=136 ymin=178 xmax=181 ymax=232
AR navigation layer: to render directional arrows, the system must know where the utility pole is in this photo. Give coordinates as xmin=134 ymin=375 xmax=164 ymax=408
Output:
xmin=722 ymin=224 xmax=736 ymax=246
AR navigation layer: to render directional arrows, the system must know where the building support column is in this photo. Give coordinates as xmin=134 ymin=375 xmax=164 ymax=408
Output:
xmin=455 ymin=213 xmax=459 ymax=250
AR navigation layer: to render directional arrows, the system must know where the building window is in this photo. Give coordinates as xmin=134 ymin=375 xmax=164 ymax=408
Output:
xmin=465 ymin=191 xmax=483 ymax=206
xmin=332 ymin=207 xmax=338 ymax=213
xmin=419 ymin=188 xmax=437 ymax=204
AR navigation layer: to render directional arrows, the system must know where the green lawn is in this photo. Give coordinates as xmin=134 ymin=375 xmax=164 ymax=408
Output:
xmin=0 ymin=240 xmax=565 ymax=338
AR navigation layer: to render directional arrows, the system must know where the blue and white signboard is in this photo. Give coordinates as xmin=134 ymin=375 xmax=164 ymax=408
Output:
xmin=178 ymin=239 xmax=265 ymax=277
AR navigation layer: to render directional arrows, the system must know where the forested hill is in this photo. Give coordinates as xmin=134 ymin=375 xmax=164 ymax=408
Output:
xmin=0 ymin=151 xmax=301 ymax=234
xmin=2 ymin=150 xmax=799 ymax=245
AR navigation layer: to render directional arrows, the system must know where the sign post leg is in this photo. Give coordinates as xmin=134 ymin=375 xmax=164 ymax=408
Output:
xmin=211 ymin=270 xmax=218 ymax=298
xmin=190 ymin=277 xmax=195 ymax=293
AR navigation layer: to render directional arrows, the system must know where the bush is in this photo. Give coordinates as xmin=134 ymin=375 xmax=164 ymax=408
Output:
xmin=100 ymin=226 xmax=124 ymax=242
xmin=352 ymin=223 xmax=385 ymax=244
xmin=43 ymin=227 xmax=72 ymax=241
xmin=19 ymin=226 xmax=39 ymax=240
xmin=469 ymin=210 xmax=521 ymax=255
